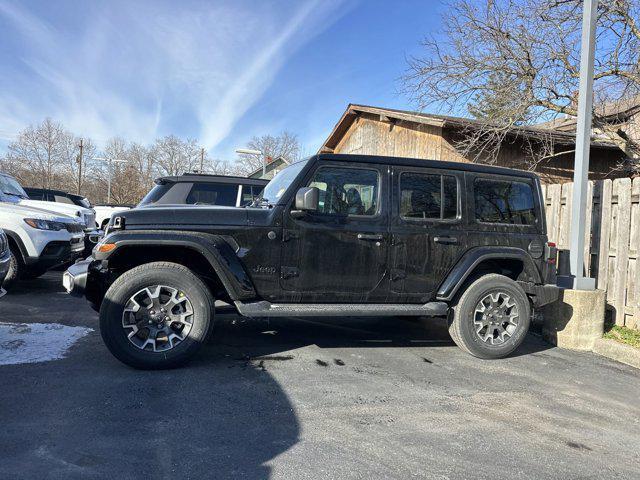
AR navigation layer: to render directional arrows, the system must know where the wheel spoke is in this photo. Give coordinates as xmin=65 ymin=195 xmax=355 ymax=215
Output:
xmin=121 ymin=284 xmax=195 ymax=353
xmin=473 ymin=291 xmax=520 ymax=346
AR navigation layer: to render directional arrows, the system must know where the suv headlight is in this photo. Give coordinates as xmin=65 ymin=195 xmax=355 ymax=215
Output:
xmin=24 ymin=218 xmax=65 ymax=231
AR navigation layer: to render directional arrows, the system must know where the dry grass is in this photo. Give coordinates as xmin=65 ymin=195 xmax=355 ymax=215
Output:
xmin=604 ymin=324 xmax=640 ymax=349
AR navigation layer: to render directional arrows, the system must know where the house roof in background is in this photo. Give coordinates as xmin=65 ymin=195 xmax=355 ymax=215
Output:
xmin=320 ymin=104 xmax=620 ymax=153
xmin=536 ymin=95 xmax=640 ymax=132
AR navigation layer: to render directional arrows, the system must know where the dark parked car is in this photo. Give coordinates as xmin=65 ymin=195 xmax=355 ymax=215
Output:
xmin=64 ymin=154 xmax=558 ymax=369
xmin=138 ymin=174 xmax=268 ymax=208
xmin=24 ymin=187 xmax=92 ymax=209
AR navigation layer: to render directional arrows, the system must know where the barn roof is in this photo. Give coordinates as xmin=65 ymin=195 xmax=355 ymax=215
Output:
xmin=320 ymin=104 xmax=620 ymax=153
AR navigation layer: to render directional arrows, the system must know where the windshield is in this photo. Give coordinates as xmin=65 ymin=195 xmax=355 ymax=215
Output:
xmin=0 ymin=175 xmax=28 ymax=199
xmin=260 ymin=159 xmax=309 ymax=204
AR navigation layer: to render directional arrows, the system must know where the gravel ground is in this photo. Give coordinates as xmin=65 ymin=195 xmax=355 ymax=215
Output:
xmin=1 ymin=272 xmax=639 ymax=480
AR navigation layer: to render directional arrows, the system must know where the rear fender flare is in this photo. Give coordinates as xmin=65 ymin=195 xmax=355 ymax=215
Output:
xmin=437 ymin=247 xmax=542 ymax=301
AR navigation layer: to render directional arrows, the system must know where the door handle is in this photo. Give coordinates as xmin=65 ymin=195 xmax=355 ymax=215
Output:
xmin=433 ymin=236 xmax=458 ymax=245
xmin=357 ymin=233 xmax=384 ymax=241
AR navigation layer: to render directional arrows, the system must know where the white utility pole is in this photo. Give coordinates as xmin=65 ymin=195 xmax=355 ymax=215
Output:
xmin=95 ymin=157 xmax=127 ymax=204
xmin=564 ymin=0 xmax=598 ymax=290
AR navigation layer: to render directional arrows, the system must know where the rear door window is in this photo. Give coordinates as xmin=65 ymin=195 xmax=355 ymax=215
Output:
xmin=474 ymin=178 xmax=537 ymax=225
xmin=399 ymin=173 xmax=458 ymax=220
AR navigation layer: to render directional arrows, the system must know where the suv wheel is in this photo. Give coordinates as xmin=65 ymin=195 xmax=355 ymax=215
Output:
xmin=100 ymin=262 xmax=215 ymax=369
xmin=448 ymin=274 xmax=530 ymax=359
xmin=4 ymin=245 xmax=23 ymax=288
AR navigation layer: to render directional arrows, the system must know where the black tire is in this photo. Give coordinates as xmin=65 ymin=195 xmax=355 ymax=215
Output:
xmin=3 ymin=246 xmax=23 ymax=288
xmin=448 ymin=274 xmax=530 ymax=359
xmin=100 ymin=261 xmax=215 ymax=369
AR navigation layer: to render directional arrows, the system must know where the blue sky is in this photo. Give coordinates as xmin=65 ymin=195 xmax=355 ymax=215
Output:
xmin=0 ymin=0 xmax=446 ymax=160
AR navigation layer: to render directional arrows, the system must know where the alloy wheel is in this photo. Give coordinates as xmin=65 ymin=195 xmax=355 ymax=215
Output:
xmin=121 ymin=285 xmax=194 ymax=352
xmin=473 ymin=291 xmax=519 ymax=345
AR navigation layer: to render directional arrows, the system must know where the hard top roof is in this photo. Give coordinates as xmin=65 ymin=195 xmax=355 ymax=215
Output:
xmin=156 ymin=173 xmax=269 ymax=185
xmin=312 ymin=154 xmax=539 ymax=179
xmin=23 ymin=186 xmax=86 ymax=200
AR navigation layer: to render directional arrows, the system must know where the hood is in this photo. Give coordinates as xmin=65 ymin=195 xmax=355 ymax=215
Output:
xmin=0 ymin=201 xmax=81 ymax=222
xmin=19 ymin=199 xmax=85 ymax=217
xmin=117 ymin=204 xmax=252 ymax=227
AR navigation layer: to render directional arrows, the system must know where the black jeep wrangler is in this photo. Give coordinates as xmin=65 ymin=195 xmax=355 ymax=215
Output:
xmin=64 ymin=154 xmax=558 ymax=369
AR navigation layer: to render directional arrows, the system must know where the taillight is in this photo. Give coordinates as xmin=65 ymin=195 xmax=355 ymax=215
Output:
xmin=545 ymin=242 xmax=557 ymax=264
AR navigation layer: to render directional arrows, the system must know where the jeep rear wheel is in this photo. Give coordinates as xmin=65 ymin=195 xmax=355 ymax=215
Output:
xmin=448 ymin=274 xmax=530 ymax=359
xmin=100 ymin=262 xmax=215 ymax=369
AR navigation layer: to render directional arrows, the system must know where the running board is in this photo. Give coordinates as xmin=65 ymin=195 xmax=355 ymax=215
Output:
xmin=234 ymin=300 xmax=449 ymax=318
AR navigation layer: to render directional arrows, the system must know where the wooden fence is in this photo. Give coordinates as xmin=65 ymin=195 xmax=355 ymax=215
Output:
xmin=541 ymin=178 xmax=640 ymax=329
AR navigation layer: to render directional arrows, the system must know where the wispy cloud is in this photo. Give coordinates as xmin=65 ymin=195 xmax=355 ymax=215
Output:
xmin=0 ymin=0 xmax=349 ymax=151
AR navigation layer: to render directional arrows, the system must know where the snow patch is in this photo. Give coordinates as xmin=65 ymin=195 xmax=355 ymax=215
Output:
xmin=0 ymin=322 xmax=93 ymax=366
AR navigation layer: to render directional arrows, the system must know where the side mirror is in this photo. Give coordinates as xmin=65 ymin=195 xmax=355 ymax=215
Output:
xmin=292 ymin=187 xmax=319 ymax=217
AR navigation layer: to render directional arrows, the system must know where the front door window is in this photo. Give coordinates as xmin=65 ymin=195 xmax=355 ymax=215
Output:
xmin=307 ymin=167 xmax=379 ymax=216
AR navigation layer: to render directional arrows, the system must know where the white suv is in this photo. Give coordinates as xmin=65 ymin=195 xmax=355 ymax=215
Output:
xmin=0 ymin=202 xmax=84 ymax=286
xmin=0 ymin=173 xmax=96 ymax=231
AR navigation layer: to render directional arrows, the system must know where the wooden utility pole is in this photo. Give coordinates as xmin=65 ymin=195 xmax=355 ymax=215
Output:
xmin=77 ymin=138 xmax=84 ymax=195
xmin=200 ymin=148 xmax=205 ymax=173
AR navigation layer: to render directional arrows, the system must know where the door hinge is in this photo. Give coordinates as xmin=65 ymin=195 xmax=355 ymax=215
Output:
xmin=283 ymin=230 xmax=300 ymax=242
xmin=281 ymin=266 xmax=299 ymax=279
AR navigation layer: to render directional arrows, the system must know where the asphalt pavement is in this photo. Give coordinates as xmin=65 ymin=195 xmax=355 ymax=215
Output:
xmin=1 ymin=272 xmax=639 ymax=480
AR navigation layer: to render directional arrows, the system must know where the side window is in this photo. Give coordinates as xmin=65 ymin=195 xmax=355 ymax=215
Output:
xmin=399 ymin=172 xmax=458 ymax=220
xmin=474 ymin=178 xmax=537 ymax=225
xmin=54 ymin=194 xmax=75 ymax=205
xmin=28 ymin=191 xmax=43 ymax=200
xmin=240 ymin=185 xmax=262 ymax=206
xmin=307 ymin=167 xmax=379 ymax=216
xmin=186 ymin=183 xmax=237 ymax=206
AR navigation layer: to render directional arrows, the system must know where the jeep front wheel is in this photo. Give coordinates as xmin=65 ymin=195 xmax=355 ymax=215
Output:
xmin=100 ymin=262 xmax=215 ymax=369
xmin=448 ymin=274 xmax=530 ymax=359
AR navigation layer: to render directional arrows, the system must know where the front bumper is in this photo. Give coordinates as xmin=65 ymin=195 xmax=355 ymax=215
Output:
xmin=26 ymin=239 xmax=84 ymax=270
xmin=517 ymin=282 xmax=560 ymax=307
xmin=63 ymin=258 xmax=91 ymax=297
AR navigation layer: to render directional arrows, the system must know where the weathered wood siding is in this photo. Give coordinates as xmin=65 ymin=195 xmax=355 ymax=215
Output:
xmin=542 ymin=178 xmax=640 ymax=329
xmin=333 ymin=114 xmax=626 ymax=184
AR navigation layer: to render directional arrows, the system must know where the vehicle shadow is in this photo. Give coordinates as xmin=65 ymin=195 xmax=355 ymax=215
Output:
xmin=0 ymin=329 xmax=300 ymax=480
xmin=206 ymin=307 xmax=553 ymax=366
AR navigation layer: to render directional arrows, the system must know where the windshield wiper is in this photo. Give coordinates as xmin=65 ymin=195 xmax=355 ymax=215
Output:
xmin=3 ymin=191 xmax=26 ymax=199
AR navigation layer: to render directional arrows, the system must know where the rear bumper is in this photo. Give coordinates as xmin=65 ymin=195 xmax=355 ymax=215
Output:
xmin=517 ymin=281 xmax=560 ymax=307
xmin=62 ymin=258 xmax=91 ymax=297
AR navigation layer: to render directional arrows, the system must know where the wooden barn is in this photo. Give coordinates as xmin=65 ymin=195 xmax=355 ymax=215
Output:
xmin=319 ymin=104 xmax=628 ymax=184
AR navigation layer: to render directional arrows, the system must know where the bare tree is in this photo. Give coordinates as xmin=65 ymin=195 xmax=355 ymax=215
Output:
xmin=1 ymin=118 xmax=76 ymax=188
xmin=236 ymin=131 xmax=301 ymax=175
xmin=151 ymin=135 xmax=201 ymax=177
xmin=403 ymin=0 xmax=640 ymax=170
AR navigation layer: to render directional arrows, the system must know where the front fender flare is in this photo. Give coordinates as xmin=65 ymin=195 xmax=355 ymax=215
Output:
xmin=98 ymin=230 xmax=256 ymax=300
xmin=436 ymin=246 xmax=542 ymax=301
